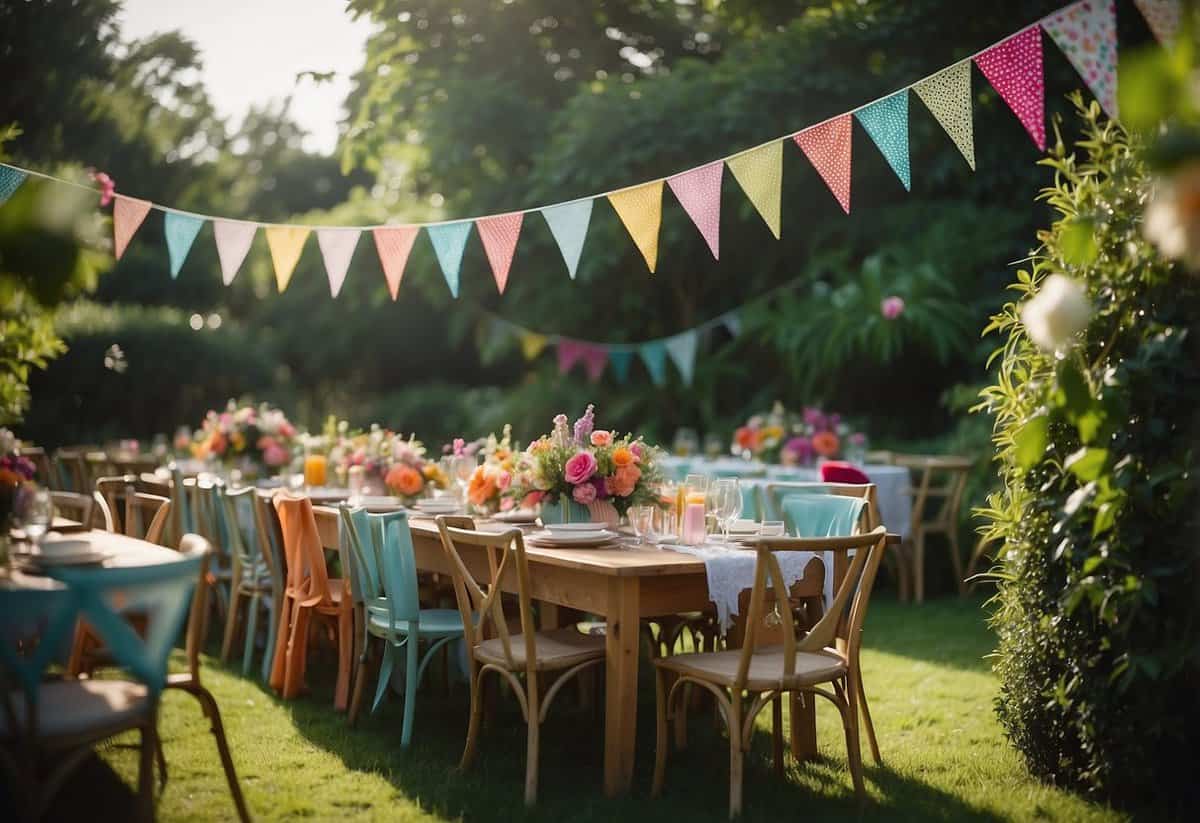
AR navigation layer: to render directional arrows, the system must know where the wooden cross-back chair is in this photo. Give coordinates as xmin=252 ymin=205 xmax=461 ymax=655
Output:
xmin=652 ymin=527 xmax=889 ymax=818
xmin=435 ymin=516 xmax=606 ymax=807
xmin=50 ymin=449 xmax=91 ymax=493
xmin=49 ymin=491 xmax=95 ymax=529
xmin=891 ymin=454 xmax=974 ymax=602
xmin=93 ymin=475 xmax=172 ymax=545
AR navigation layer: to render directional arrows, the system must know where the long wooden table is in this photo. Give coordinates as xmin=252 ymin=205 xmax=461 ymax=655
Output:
xmin=312 ymin=507 xmax=835 ymax=797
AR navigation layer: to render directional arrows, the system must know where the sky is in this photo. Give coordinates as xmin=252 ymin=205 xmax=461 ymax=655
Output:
xmin=118 ymin=0 xmax=374 ymax=155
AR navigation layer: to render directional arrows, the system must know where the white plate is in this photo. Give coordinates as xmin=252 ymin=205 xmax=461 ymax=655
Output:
xmin=38 ymin=538 xmax=92 ymax=556
xmin=15 ymin=550 xmax=110 ymax=568
xmin=493 ymin=509 xmax=538 ymax=524
xmin=543 ymin=522 xmax=609 ymax=533
xmin=413 ymin=502 xmax=459 ymax=513
xmin=526 ymin=529 xmax=616 ymax=546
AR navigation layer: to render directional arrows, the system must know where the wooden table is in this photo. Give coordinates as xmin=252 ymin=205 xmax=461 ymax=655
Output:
xmin=3 ymin=529 xmax=182 ymax=594
xmin=312 ymin=507 xmax=830 ymax=798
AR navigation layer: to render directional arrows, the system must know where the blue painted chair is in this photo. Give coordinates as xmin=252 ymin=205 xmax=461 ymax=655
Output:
xmin=166 ymin=463 xmax=197 ymax=547
xmin=250 ymin=489 xmax=287 ymax=682
xmin=339 ymin=506 xmax=464 ymax=745
xmin=218 ymin=485 xmax=277 ymax=677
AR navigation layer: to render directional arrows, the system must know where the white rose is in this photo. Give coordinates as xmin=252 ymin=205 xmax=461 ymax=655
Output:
xmin=1144 ymin=164 xmax=1200 ymax=269
xmin=1020 ymin=274 xmax=1091 ymax=353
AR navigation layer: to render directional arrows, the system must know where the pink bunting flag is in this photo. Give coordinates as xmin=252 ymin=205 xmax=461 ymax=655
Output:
xmin=557 ymin=339 xmax=586 ymax=374
xmin=667 ymin=160 xmax=724 ymax=259
xmin=476 ymin=211 xmax=524 ymax=294
xmin=113 ymin=195 xmax=153 ymax=260
xmin=372 ymin=225 xmax=420 ymax=300
xmin=975 ymin=26 xmax=1046 ymax=151
xmin=580 ymin=345 xmax=608 ymax=382
xmin=793 ymin=115 xmax=853 ymax=214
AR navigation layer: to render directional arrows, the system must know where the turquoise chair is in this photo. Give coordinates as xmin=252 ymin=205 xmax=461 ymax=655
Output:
xmin=250 ymin=489 xmax=287 ymax=683
xmin=340 ymin=506 xmax=465 ymax=746
xmin=167 ymin=463 xmax=196 ymax=546
xmin=782 ymin=494 xmax=867 ymax=538
xmin=217 ymin=485 xmax=277 ymax=677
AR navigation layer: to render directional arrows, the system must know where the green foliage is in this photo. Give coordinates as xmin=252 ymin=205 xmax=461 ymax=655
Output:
xmin=976 ymin=96 xmax=1200 ymax=805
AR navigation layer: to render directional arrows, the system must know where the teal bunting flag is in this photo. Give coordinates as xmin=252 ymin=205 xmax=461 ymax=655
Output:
xmin=665 ymin=330 xmax=699 ymax=385
xmin=722 ymin=311 xmax=741 ymax=337
xmin=640 ymin=341 xmax=667 ymax=386
xmin=427 ymin=221 xmax=473 ymax=298
xmin=608 ymin=350 xmax=634 ymax=383
xmin=164 ymin=212 xmax=205 ymax=278
xmin=0 ymin=166 xmax=27 ymax=205
xmin=855 ymin=91 xmax=911 ymax=191
xmin=541 ymin=199 xmax=592 ymax=280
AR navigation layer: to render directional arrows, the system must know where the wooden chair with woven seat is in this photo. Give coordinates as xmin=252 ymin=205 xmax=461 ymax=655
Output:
xmin=891 ymin=454 xmax=974 ymax=602
xmin=652 ymin=527 xmax=889 ymax=818
xmin=435 ymin=515 xmax=606 ymax=807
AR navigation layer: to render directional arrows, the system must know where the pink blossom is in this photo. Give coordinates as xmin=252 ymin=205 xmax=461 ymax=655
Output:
xmin=572 ymin=483 xmax=598 ymax=504
xmin=782 ymin=436 xmax=813 ymax=466
xmin=263 ymin=444 xmax=289 ymax=467
xmin=881 ymin=296 xmax=905 ymax=320
xmin=91 ymin=170 xmax=115 ymax=207
xmin=629 ymin=442 xmax=644 ymax=459
xmin=452 ymin=437 xmax=465 ymax=456
xmin=590 ymin=430 xmax=613 ymax=447
xmin=564 ymin=451 xmax=598 ymax=485
xmin=521 ymin=490 xmax=545 ymax=508
xmin=497 ymin=470 xmax=512 ymax=491
xmin=500 ymin=497 xmax=515 ymax=511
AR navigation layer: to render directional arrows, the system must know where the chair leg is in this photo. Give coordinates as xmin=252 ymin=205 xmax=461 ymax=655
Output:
xmin=154 ymin=735 xmax=168 ymax=791
xmin=220 ymin=587 xmax=243 ymax=663
xmin=652 ymin=667 xmax=670 ymax=797
xmin=400 ymin=635 xmax=420 ymax=747
xmin=772 ymin=695 xmax=785 ymax=777
xmin=460 ymin=664 xmax=484 ymax=771
xmin=857 ymin=673 xmax=882 ymax=765
xmin=262 ymin=592 xmax=279 ymax=683
xmin=334 ymin=606 xmax=353 ymax=712
xmin=728 ymin=697 xmax=743 ymax=819
xmin=948 ymin=527 xmax=966 ymax=596
xmin=347 ymin=616 xmax=367 ymax=727
xmin=281 ymin=603 xmax=310 ymax=700
xmin=138 ymin=718 xmax=157 ymax=822
xmin=268 ymin=595 xmax=291 ymax=691
xmin=524 ymin=698 xmax=540 ymax=807
xmin=913 ymin=531 xmax=926 ymax=604
xmin=842 ymin=678 xmax=866 ymax=799
xmin=189 ymin=682 xmax=252 ymax=823
xmin=372 ymin=644 xmax=396 ymax=714
xmin=241 ymin=592 xmax=260 ymax=677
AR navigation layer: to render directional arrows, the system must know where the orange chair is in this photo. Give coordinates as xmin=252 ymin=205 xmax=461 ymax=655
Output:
xmin=269 ymin=494 xmax=354 ymax=710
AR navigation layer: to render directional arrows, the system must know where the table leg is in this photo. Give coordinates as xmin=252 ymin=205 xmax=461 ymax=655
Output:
xmin=604 ymin=576 xmax=640 ymax=797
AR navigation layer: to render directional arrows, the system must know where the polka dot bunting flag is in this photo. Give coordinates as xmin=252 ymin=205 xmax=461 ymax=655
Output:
xmin=975 ymin=26 xmax=1046 ymax=151
xmin=1041 ymin=0 xmax=1118 ymax=120
xmin=793 ymin=114 xmax=853 ymax=214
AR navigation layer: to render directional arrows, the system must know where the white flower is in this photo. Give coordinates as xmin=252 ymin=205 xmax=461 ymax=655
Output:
xmin=1021 ymin=274 xmax=1091 ymax=353
xmin=1144 ymin=163 xmax=1200 ymax=269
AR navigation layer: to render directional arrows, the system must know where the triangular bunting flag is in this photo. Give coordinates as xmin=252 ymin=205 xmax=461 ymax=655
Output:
xmin=855 ymin=91 xmax=911 ymax=191
xmin=372 ymin=225 xmax=419 ymax=300
xmin=1133 ymin=0 xmax=1181 ymax=45
xmin=722 ymin=312 xmax=742 ymax=337
xmin=265 ymin=226 xmax=311 ymax=292
xmin=975 ymin=27 xmax=1046 ymax=151
xmin=0 ymin=166 xmax=27 ymax=205
xmin=113 ymin=195 xmax=153 ymax=261
xmin=519 ymin=332 xmax=548 ymax=360
xmin=427 ymin=221 xmax=473 ymax=298
xmin=639 ymin=341 xmax=668 ymax=386
xmin=476 ymin=212 xmax=524 ymax=294
xmin=541 ymin=199 xmax=592 ymax=279
xmin=793 ymin=115 xmax=853 ymax=214
xmin=727 ymin=142 xmax=782 ymax=239
xmin=316 ymin=228 xmax=360 ymax=298
xmin=608 ymin=350 xmax=633 ymax=383
xmin=608 ymin=180 xmax=664 ymax=273
xmin=213 ymin=220 xmax=257 ymax=286
xmin=557 ymin=339 xmax=586 ymax=374
xmin=581 ymin=345 xmax=608 ymax=382
xmin=665 ymin=330 xmax=699 ymax=386
xmin=667 ymin=160 xmax=724 ymax=259
xmin=163 ymin=212 xmax=204 ymax=279
xmin=913 ymin=61 xmax=976 ymax=170
xmin=1042 ymin=1 xmax=1119 ymax=120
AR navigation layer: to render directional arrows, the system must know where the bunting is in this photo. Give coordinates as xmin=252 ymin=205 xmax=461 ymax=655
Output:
xmin=608 ymin=350 xmax=634 ymax=383
xmin=608 ymin=181 xmax=664 ymax=273
xmin=164 ymin=212 xmax=204 ymax=278
xmin=213 ymin=220 xmax=257 ymax=285
xmin=722 ymin=311 xmax=742 ymax=337
xmin=476 ymin=212 xmax=524 ymax=294
xmin=316 ymin=228 xmax=360 ymax=298
xmin=667 ymin=160 xmax=724 ymax=259
xmin=1133 ymin=0 xmax=1181 ymax=45
xmin=665 ymin=330 xmax=699 ymax=386
xmin=856 ymin=91 xmax=911 ymax=190
xmin=640 ymin=341 xmax=668 ymax=386
xmin=519 ymin=332 xmax=548 ymax=360
xmin=265 ymin=226 xmax=310 ymax=292
xmin=581 ymin=346 xmax=608 ymax=382
xmin=975 ymin=26 xmax=1046 ymax=151
xmin=913 ymin=61 xmax=976 ymax=170
xmin=726 ymin=141 xmax=782 ymax=239
xmin=1042 ymin=0 xmax=1118 ymax=120
xmin=557 ymin=339 xmax=586 ymax=374
xmin=541 ymin=200 xmax=592 ymax=279
xmin=113 ymin=195 xmax=152 ymax=260
xmin=372 ymin=225 xmax=419 ymax=300
xmin=794 ymin=115 xmax=853 ymax=214
xmin=0 ymin=166 xmax=26 ymax=205
xmin=427 ymin=221 xmax=472 ymax=298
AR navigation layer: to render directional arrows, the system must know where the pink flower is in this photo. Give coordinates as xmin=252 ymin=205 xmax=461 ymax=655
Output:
xmin=881 ymin=296 xmax=905 ymax=320
xmin=497 ymin=470 xmax=512 ymax=491
xmin=91 ymin=170 xmax=116 ymax=207
xmin=452 ymin=437 xmax=465 ymax=456
xmin=521 ymin=490 xmax=545 ymax=508
xmin=590 ymin=430 xmax=613 ymax=447
xmin=564 ymin=451 xmax=598 ymax=485
xmin=630 ymin=442 xmax=644 ymax=459
xmin=263 ymin=444 xmax=289 ymax=467
xmin=572 ymin=483 xmax=597 ymax=504
xmin=500 ymin=497 xmax=515 ymax=511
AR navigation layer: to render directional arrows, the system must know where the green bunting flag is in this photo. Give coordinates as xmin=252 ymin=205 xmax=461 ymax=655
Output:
xmin=164 ymin=212 xmax=205 ymax=278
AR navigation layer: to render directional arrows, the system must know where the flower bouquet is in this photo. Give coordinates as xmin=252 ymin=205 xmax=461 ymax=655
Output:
xmin=329 ymin=424 xmax=447 ymax=504
xmin=509 ymin=405 xmax=663 ymax=525
xmin=732 ymin=403 xmax=866 ymax=466
xmin=1 ymin=428 xmax=36 ymax=530
xmin=464 ymin=425 xmax=518 ymax=515
xmin=192 ymin=400 xmax=297 ymax=479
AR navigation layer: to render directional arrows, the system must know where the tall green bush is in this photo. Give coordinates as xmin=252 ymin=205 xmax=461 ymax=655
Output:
xmin=977 ymin=97 xmax=1200 ymax=806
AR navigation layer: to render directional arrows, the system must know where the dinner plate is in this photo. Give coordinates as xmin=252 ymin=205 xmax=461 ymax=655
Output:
xmin=38 ymin=538 xmax=92 ymax=556
xmin=526 ymin=529 xmax=618 ymax=547
xmin=413 ymin=501 xmax=459 ymax=513
xmin=493 ymin=509 xmax=538 ymax=524
xmin=543 ymin=522 xmax=609 ymax=533
xmin=14 ymin=549 xmax=110 ymax=569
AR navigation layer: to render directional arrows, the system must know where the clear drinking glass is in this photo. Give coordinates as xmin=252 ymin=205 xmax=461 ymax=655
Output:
xmin=23 ymin=488 xmax=53 ymax=549
xmin=714 ymin=478 xmax=743 ymax=545
xmin=453 ymin=455 xmax=476 ymax=502
xmin=674 ymin=428 xmax=699 ymax=457
xmin=629 ymin=505 xmax=657 ymax=545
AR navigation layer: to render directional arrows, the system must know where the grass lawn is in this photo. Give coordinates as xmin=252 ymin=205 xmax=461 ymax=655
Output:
xmin=52 ymin=597 xmax=1129 ymax=822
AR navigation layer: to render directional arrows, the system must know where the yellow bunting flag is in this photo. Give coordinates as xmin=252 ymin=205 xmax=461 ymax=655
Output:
xmin=520 ymin=332 xmax=548 ymax=360
xmin=726 ymin=141 xmax=782 ymax=239
xmin=265 ymin=226 xmax=310 ymax=292
xmin=607 ymin=180 xmax=664 ymax=273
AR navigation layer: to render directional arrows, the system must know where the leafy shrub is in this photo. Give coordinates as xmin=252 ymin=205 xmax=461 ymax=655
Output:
xmin=977 ymin=98 xmax=1200 ymax=806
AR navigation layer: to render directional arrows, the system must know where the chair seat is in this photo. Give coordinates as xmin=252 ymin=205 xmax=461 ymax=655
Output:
xmin=655 ymin=644 xmax=847 ymax=691
xmin=475 ymin=626 xmax=605 ymax=672
xmin=1 ymin=679 xmax=151 ymax=741
xmin=368 ymin=607 xmax=464 ymax=638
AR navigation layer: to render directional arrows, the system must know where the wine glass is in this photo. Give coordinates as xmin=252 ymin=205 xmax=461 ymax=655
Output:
xmin=714 ymin=478 xmax=743 ymax=545
xmin=673 ymin=428 xmax=699 ymax=457
xmin=629 ymin=505 xmax=657 ymax=545
xmin=453 ymin=455 xmax=476 ymax=502
xmin=22 ymin=488 xmax=53 ymax=551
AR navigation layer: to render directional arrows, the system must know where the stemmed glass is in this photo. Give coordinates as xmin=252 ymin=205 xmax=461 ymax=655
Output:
xmin=22 ymin=488 xmax=53 ymax=552
xmin=453 ymin=455 xmax=476 ymax=503
xmin=629 ymin=505 xmax=658 ymax=546
xmin=712 ymin=478 xmax=743 ymax=545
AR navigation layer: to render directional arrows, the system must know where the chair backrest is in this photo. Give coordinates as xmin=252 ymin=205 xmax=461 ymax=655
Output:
xmin=166 ymin=464 xmax=196 ymax=548
xmin=273 ymin=494 xmax=334 ymax=605
xmin=760 ymin=482 xmax=879 ymax=530
xmin=191 ymin=477 xmax=230 ymax=564
xmin=250 ymin=490 xmax=286 ymax=596
xmin=126 ymin=493 xmax=171 ymax=545
xmin=735 ymin=527 xmax=888 ymax=691
xmin=435 ymin=516 xmax=538 ymax=676
xmin=50 ymin=490 xmax=95 ymax=527
xmin=892 ymin=454 xmax=973 ymax=528
xmin=338 ymin=506 xmax=379 ymax=607
xmin=781 ymin=493 xmax=867 ymax=538
xmin=0 ymin=584 xmax=80 ymax=740
xmin=94 ymin=474 xmax=138 ymax=533
xmin=18 ymin=445 xmax=52 ymax=487
xmin=51 ymin=449 xmax=89 ymax=492
xmin=217 ymin=486 xmax=261 ymax=578
xmin=340 ymin=506 xmax=420 ymax=626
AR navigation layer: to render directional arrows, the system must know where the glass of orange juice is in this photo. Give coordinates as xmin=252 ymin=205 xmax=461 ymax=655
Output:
xmin=303 ymin=453 xmax=328 ymax=487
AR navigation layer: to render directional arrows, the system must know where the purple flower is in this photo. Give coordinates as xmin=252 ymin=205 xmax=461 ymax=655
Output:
xmin=591 ymin=476 xmax=609 ymax=500
xmin=881 ymin=296 xmax=905 ymax=320
xmin=572 ymin=482 xmax=597 ymax=504
xmin=564 ymin=451 xmax=598 ymax=485
xmin=783 ymin=436 xmax=813 ymax=464
xmin=849 ymin=432 xmax=867 ymax=446
xmin=573 ymin=404 xmax=596 ymax=446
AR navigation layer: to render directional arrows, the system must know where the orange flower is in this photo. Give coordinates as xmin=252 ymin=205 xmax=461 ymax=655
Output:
xmin=611 ymin=446 xmax=635 ymax=468
xmin=467 ymin=467 xmax=497 ymax=505
xmin=386 ymin=464 xmax=424 ymax=497
xmin=811 ymin=431 xmax=840 ymax=458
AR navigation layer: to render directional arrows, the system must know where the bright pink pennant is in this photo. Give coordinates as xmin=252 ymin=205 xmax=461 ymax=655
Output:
xmin=372 ymin=225 xmax=420 ymax=300
xmin=975 ymin=26 xmax=1046 ymax=151
xmin=113 ymin=195 xmax=153 ymax=260
xmin=667 ymin=160 xmax=724 ymax=259
xmin=580 ymin=345 xmax=608 ymax=382
xmin=793 ymin=115 xmax=853 ymax=214
xmin=557 ymin=339 xmax=586 ymax=374
xmin=476 ymin=211 xmax=524 ymax=294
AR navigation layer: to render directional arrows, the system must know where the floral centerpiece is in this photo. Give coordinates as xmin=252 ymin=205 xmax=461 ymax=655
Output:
xmin=465 ymin=425 xmax=518 ymax=515
xmin=732 ymin=402 xmax=866 ymax=466
xmin=1 ymin=428 xmax=36 ymax=530
xmin=328 ymin=423 xmax=447 ymax=504
xmin=509 ymin=405 xmax=664 ymax=524
xmin=191 ymin=400 xmax=298 ymax=478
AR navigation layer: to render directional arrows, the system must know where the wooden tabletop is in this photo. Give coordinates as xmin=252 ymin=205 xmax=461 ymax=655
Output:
xmin=3 ymin=529 xmax=180 ymax=591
